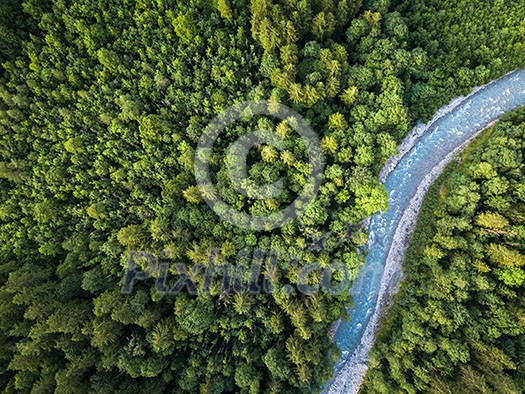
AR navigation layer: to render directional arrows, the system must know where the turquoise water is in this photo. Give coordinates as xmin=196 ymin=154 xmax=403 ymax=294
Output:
xmin=326 ymin=68 xmax=525 ymax=393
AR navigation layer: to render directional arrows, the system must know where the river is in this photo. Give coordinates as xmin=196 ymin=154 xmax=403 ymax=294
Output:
xmin=323 ymin=68 xmax=525 ymax=394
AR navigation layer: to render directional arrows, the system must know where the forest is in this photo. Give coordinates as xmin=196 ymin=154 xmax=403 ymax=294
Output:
xmin=362 ymin=109 xmax=525 ymax=393
xmin=0 ymin=0 xmax=524 ymax=393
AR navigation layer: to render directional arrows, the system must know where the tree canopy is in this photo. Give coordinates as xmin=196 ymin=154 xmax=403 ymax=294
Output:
xmin=0 ymin=0 xmax=524 ymax=393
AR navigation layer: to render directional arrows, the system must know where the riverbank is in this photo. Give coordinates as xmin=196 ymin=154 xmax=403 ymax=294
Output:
xmin=325 ymin=68 xmax=525 ymax=394
xmin=359 ymin=109 xmax=525 ymax=393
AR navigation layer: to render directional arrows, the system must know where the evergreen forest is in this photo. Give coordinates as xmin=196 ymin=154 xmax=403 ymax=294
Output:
xmin=0 ymin=0 xmax=524 ymax=393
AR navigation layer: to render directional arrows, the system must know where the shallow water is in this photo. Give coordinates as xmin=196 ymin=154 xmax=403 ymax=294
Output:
xmin=324 ymin=69 xmax=525 ymax=394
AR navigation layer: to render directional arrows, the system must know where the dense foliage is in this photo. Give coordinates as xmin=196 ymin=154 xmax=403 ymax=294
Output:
xmin=0 ymin=0 xmax=29 ymax=65
xmin=0 ymin=1 xmax=420 ymax=392
xmin=362 ymin=110 xmax=525 ymax=393
xmin=0 ymin=0 xmax=524 ymax=393
xmin=393 ymin=0 xmax=525 ymax=119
